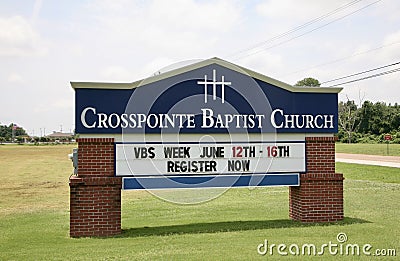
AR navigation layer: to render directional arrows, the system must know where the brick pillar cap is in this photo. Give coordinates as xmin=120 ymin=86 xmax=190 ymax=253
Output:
xmin=305 ymin=136 xmax=338 ymax=142
xmin=77 ymin=138 xmax=115 ymax=143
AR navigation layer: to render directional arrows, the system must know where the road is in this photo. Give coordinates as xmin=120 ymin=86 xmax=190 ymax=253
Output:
xmin=336 ymin=153 xmax=400 ymax=168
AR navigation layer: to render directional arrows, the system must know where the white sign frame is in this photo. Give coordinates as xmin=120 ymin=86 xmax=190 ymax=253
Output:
xmin=115 ymin=141 xmax=305 ymax=177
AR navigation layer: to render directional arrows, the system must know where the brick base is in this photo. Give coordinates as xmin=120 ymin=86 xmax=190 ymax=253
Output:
xmin=289 ymin=137 xmax=344 ymax=223
xmin=289 ymin=173 xmax=344 ymax=222
xmin=70 ymin=177 xmax=122 ymax=237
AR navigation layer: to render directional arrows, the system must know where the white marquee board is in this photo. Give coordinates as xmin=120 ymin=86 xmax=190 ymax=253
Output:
xmin=116 ymin=142 xmax=305 ymax=177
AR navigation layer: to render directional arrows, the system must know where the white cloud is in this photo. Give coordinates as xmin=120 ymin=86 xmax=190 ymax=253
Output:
xmin=7 ymin=73 xmax=25 ymax=84
xmin=0 ymin=15 xmax=47 ymax=56
xmin=90 ymin=0 xmax=240 ymax=32
xmin=240 ymin=51 xmax=284 ymax=78
xmin=372 ymin=0 xmax=400 ymax=22
xmin=102 ymin=66 xmax=133 ymax=81
xmin=377 ymin=30 xmax=400 ymax=62
xmin=84 ymin=0 xmax=242 ymax=57
xmin=256 ymin=0 xmax=350 ymax=21
xmin=141 ymin=57 xmax=177 ymax=76
xmin=383 ymin=30 xmax=400 ymax=45
xmin=98 ymin=59 xmax=200 ymax=83
xmin=68 ymin=45 xmax=85 ymax=57
xmin=147 ymin=0 xmax=240 ymax=32
xmin=254 ymin=0 xmax=366 ymax=38
xmin=346 ymin=30 xmax=400 ymax=68
xmin=34 ymin=98 xmax=73 ymax=113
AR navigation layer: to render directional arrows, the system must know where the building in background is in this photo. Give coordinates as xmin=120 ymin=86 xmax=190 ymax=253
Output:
xmin=46 ymin=131 xmax=74 ymax=142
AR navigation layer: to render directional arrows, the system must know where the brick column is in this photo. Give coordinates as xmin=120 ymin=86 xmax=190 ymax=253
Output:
xmin=69 ymin=138 xmax=122 ymax=237
xmin=289 ymin=137 xmax=344 ymax=222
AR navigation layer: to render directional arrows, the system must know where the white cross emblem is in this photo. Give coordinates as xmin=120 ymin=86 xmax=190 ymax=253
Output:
xmin=197 ymin=69 xmax=231 ymax=103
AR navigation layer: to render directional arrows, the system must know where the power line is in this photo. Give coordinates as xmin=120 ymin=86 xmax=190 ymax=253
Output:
xmin=321 ymin=61 xmax=400 ymax=84
xmin=281 ymin=40 xmax=400 ymax=77
xmin=233 ymin=0 xmax=381 ymax=60
xmin=229 ymin=0 xmax=381 ymax=61
xmin=226 ymin=0 xmax=363 ymax=59
xmin=327 ymin=67 xmax=400 ymax=87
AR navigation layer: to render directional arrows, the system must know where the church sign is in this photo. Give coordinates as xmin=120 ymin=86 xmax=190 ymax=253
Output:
xmin=69 ymin=58 xmax=344 ymax=237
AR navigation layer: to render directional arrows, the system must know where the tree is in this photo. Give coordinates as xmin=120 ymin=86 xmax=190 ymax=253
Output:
xmin=294 ymin=77 xmax=320 ymax=87
xmin=338 ymin=98 xmax=400 ymax=143
xmin=338 ymin=91 xmax=365 ymax=143
xmin=339 ymin=100 xmax=361 ymax=143
xmin=0 ymin=123 xmax=27 ymax=142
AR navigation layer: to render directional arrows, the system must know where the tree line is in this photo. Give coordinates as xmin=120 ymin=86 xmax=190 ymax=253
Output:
xmin=338 ymin=100 xmax=400 ymax=143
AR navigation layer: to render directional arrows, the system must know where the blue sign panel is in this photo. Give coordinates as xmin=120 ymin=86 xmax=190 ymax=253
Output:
xmin=74 ymin=63 xmax=339 ymax=134
xmin=122 ymin=173 xmax=300 ymax=190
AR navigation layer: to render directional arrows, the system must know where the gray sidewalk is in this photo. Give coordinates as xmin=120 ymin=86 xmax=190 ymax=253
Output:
xmin=336 ymin=153 xmax=400 ymax=168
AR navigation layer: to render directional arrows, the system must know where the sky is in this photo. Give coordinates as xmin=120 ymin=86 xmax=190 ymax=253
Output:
xmin=1 ymin=0 xmax=399 ymax=136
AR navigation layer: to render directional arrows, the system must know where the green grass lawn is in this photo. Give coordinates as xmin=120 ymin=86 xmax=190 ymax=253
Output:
xmin=0 ymin=145 xmax=399 ymax=260
xmin=336 ymin=143 xmax=400 ymax=156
